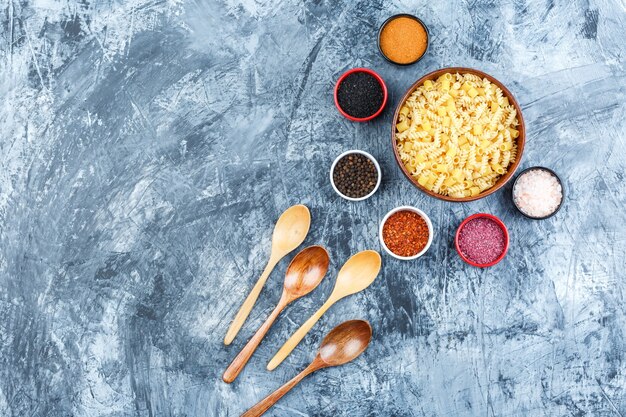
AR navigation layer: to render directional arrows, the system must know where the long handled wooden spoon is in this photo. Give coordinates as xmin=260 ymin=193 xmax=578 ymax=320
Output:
xmin=241 ymin=320 xmax=372 ymax=417
xmin=224 ymin=205 xmax=311 ymax=345
xmin=267 ymin=250 xmax=381 ymax=371
xmin=223 ymin=246 xmax=329 ymax=383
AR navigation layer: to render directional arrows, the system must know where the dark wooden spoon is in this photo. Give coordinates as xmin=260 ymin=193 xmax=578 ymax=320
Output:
xmin=240 ymin=320 xmax=372 ymax=417
xmin=223 ymin=245 xmax=329 ymax=383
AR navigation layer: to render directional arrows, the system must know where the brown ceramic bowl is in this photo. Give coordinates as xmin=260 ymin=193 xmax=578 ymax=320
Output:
xmin=391 ymin=67 xmax=526 ymax=202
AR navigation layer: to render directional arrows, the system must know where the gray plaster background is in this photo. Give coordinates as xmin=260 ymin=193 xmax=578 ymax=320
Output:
xmin=1 ymin=0 xmax=625 ymax=416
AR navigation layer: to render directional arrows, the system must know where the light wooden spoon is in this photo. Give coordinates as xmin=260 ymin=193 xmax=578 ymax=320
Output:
xmin=267 ymin=250 xmax=381 ymax=370
xmin=224 ymin=204 xmax=311 ymax=345
xmin=223 ymin=246 xmax=329 ymax=383
xmin=241 ymin=320 xmax=372 ymax=417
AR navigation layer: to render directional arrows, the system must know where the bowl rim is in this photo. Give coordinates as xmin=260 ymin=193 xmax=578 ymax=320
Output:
xmin=330 ymin=149 xmax=382 ymax=201
xmin=512 ymin=166 xmax=565 ymax=220
xmin=379 ymin=205 xmax=434 ymax=260
xmin=334 ymin=67 xmax=388 ymax=122
xmin=377 ymin=13 xmax=430 ymax=66
xmin=390 ymin=67 xmax=526 ymax=202
xmin=454 ymin=213 xmax=510 ymax=267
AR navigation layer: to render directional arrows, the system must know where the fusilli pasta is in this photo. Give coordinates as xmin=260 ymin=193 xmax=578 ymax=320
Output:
xmin=395 ymin=72 xmax=520 ymax=197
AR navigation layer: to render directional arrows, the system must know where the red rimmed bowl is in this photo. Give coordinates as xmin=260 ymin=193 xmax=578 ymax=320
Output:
xmin=454 ymin=213 xmax=509 ymax=268
xmin=334 ymin=68 xmax=388 ymax=122
xmin=391 ymin=67 xmax=526 ymax=202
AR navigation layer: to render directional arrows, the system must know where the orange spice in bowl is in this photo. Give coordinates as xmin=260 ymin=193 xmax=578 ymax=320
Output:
xmin=378 ymin=14 xmax=429 ymax=65
xmin=379 ymin=206 xmax=433 ymax=260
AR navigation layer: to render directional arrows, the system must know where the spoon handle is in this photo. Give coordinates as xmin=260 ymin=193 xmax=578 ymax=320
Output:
xmin=224 ymin=254 xmax=280 ymax=345
xmin=223 ymin=294 xmax=289 ymax=383
xmin=240 ymin=362 xmax=319 ymax=417
xmin=267 ymin=298 xmax=334 ymax=370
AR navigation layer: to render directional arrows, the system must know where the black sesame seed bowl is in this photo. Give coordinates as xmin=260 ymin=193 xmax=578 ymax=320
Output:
xmin=330 ymin=150 xmax=382 ymax=201
xmin=334 ymin=68 xmax=388 ymax=122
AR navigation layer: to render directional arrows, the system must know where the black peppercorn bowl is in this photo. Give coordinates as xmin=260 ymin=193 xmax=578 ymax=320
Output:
xmin=330 ymin=150 xmax=382 ymax=201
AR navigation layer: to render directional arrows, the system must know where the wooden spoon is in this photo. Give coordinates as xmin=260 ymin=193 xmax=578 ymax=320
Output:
xmin=223 ymin=246 xmax=329 ymax=383
xmin=267 ymin=250 xmax=381 ymax=370
xmin=241 ymin=320 xmax=372 ymax=417
xmin=224 ymin=205 xmax=311 ymax=345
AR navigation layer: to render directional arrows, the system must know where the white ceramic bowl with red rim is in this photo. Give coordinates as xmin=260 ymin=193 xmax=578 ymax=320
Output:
xmin=454 ymin=213 xmax=509 ymax=267
xmin=379 ymin=206 xmax=433 ymax=260
xmin=334 ymin=68 xmax=388 ymax=122
xmin=330 ymin=150 xmax=382 ymax=202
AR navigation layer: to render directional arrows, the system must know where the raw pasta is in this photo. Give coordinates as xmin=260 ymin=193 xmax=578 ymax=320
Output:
xmin=396 ymin=72 xmax=519 ymax=198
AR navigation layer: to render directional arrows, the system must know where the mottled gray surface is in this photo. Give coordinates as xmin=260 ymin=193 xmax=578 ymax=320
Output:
xmin=1 ymin=0 xmax=625 ymax=416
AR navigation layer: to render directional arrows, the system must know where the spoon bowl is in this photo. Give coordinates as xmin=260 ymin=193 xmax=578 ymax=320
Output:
xmin=273 ymin=205 xmax=311 ymax=253
xmin=332 ymin=250 xmax=382 ymax=297
xmin=318 ymin=320 xmax=372 ymax=366
xmin=284 ymin=246 xmax=330 ymax=298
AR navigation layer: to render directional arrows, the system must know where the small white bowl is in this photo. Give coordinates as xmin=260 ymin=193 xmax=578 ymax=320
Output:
xmin=379 ymin=206 xmax=434 ymax=260
xmin=330 ymin=150 xmax=382 ymax=201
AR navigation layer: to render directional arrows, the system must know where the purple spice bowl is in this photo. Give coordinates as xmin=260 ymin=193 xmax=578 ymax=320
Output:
xmin=455 ymin=213 xmax=510 ymax=268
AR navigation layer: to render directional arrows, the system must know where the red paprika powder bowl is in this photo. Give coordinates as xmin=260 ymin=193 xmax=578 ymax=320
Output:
xmin=379 ymin=206 xmax=433 ymax=260
xmin=455 ymin=213 xmax=509 ymax=268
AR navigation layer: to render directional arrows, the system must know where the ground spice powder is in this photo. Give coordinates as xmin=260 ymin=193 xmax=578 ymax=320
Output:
xmin=382 ymin=210 xmax=429 ymax=257
xmin=457 ymin=217 xmax=505 ymax=265
xmin=379 ymin=16 xmax=428 ymax=64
